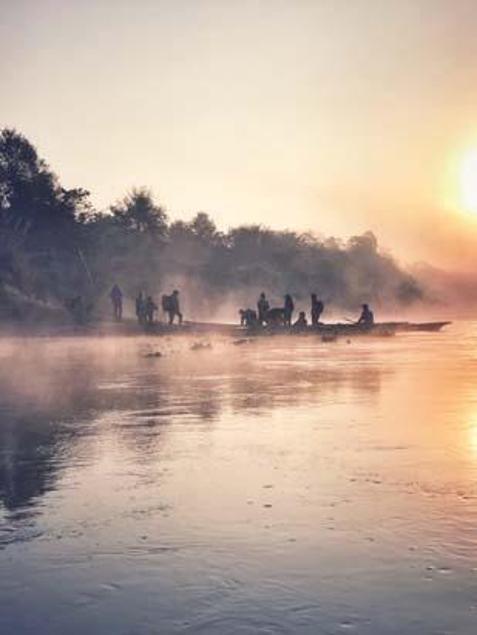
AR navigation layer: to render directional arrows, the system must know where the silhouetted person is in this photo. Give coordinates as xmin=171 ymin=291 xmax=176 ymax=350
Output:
xmin=284 ymin=294 xmax=294 ymax=326
xmin=135 ymin=292 xmax=146 ymax=325
xmin=357 ymin=303 xmax=374 ymax=327
xmin=293 ymin=311 xmax=308 ymax=328
xmin=257 ymin=292 xmax=270 ymax=325
xmin=145 ymin=296 xmax=158 ymax=324
xmin=110 ymin=284 xmax=123 ymax=321
xmin=162 ymin=289 xmax=183 ymax=325
xmin=239 ymin=308 xmax=258 ymax=326
xmin=311 ymin=294 xmax=324 ymax=326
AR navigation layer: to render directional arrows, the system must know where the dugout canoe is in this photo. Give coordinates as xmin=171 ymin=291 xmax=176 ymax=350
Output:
xmin=174 ymin=320 xmax=451 ymax=337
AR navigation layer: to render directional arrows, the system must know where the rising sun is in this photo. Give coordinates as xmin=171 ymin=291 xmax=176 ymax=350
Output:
xmin=459 ymin=148 xmax=477 ymax=213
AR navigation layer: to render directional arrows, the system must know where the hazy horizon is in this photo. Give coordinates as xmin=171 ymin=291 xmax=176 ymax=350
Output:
xmin=3 ymin=0 xmax=477 ymax=269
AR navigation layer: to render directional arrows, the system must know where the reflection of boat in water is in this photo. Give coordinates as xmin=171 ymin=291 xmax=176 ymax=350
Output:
xmin=171 ymin=320 xmax=451 ymax=338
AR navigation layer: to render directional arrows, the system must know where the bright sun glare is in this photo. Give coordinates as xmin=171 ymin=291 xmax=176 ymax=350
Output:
xmin=459 ymin=149 xmax=477 ymax=213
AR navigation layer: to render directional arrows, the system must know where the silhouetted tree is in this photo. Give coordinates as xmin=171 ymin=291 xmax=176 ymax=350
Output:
xmin=0 ymin=129 xmax=89 ymax=239
xmin=111 ymin=187 xmax=168 ymax=236
xmin=0 ymin=129 xmax=92 ymax=301
xmin=189 ymin=212 xmax=219 ymax=242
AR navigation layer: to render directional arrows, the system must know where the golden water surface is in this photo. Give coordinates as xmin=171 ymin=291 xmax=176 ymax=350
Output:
xmin=0 ymin=326 xmax=476 ymax=634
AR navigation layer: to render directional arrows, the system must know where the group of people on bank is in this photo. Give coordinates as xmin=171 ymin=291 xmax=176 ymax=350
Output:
xmin=240 ymin=292 xmax=374 ymax=329
xmin=109 ymin=285 xmax=183 ymax=325
xmin=110 ymin=283 xmax=374 ymax=329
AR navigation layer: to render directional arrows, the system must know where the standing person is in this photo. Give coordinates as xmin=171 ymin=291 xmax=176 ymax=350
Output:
xmin=162 ymin=289 xmax=183 ymax=325
xmin=135 ymin=291 xmax=146 ymax=325
xmin=145 ymin=295 xmax=158 ymax=324
xmin=110 ymin=284 xmax=123 ymax=321
xmin=311 ymin=294 xmax=324 ymax=326
xmin=284 ymin=294 xmax=294 ymax=326
xmin=257 ymin=292 xmax=270 ymax=325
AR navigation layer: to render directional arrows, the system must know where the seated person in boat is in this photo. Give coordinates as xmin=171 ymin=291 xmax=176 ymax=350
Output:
xmin=257 ymin=292 xmax=270 ymax=325
xmin=357 ymin=303 xmax=374 ymax=326
xmin=293 ymin=311 xmax=308 ymax=328
xmin=239 ymin=308 xmax=258 ymax=326
xmin=311 ymin=294 xmax=324 ymax=325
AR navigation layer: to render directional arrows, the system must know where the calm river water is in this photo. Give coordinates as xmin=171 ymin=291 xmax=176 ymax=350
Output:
xmin=0 ymin=324 xmax=476 ymax=634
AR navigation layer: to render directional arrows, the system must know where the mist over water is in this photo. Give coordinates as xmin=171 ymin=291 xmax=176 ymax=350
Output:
xmin=0 ymin=327 xmax=476 ymax=634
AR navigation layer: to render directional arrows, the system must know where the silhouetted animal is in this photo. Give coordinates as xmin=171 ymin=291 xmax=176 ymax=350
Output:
xmin=265 ymin=307 xmax=286 ymax=325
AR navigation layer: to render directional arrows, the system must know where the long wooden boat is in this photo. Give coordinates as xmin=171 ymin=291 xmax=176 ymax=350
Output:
xmin=172 ymin=320 xmax=451 ymax=337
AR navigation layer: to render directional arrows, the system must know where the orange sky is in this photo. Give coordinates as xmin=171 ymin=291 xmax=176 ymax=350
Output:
xmin=3 ymin=0 xmax=477 ymax=269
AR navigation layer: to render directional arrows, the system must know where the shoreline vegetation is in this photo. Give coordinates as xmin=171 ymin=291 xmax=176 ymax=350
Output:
xmin=1 ymin=128 xmax=426 ymax=328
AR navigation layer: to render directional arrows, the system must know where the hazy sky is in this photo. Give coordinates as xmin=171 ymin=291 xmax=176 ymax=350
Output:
xmin=3 ymin=0 xmax=477 ymax=268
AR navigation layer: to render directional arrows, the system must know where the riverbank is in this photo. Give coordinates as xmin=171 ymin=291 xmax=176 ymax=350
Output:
xmin=0 ymin=318 xmax=242 ymax=339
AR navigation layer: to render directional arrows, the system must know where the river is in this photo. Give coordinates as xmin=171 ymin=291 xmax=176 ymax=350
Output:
xmin=0 ymin=324 xmax=476 ymax=634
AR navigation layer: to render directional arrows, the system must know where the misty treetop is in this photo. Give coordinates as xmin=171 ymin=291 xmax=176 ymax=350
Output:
xmin=0 ymin=128 xmax=423 ymax=321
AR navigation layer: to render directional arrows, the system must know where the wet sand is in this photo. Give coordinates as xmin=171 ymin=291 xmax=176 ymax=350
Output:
xmin=0 ymin=325 xmax=476 ymax=634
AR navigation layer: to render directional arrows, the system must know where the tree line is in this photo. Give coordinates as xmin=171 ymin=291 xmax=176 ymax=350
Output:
xmin=0 ymin=128 xmax=423 ymax=322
